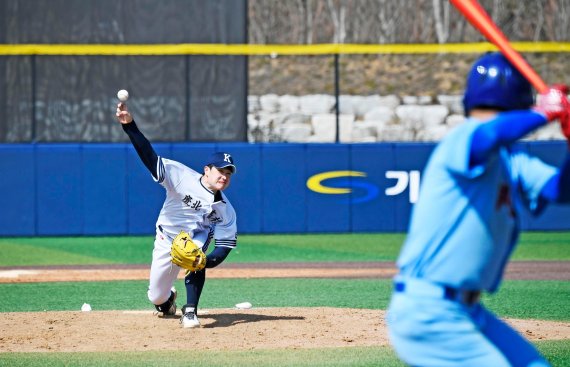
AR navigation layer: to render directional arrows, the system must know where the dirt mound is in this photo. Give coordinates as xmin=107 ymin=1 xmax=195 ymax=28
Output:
xmin=0 ymin=307 xmax=385 ymax=352
xmin=1 ymin=307 xmax=568 ymax=353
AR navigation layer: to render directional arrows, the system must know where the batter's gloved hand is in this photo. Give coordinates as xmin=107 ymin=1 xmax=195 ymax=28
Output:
xmin=534 ymin=84 xmax=570 ymax=122
xmin=170 ymin=231 xmax=207 ymax=272
xmin=534 ymin=85 xmax=570 ymax=146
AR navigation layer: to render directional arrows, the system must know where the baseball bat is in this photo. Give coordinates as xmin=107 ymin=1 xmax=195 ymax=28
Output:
xmin=450 ymin=0 xmax=548 ymax=93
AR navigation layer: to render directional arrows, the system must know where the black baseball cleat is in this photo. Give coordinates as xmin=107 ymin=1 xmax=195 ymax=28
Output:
xmin=154 ymin=287 xmax=177 ymax=317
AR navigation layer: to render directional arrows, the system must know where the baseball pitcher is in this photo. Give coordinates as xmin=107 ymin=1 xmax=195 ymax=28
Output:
xmin=116 ymin=102 xmax=238 ymax=328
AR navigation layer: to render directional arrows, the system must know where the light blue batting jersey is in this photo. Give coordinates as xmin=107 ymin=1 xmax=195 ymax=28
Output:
xmin=397 ymin=116 xmax=556 ymax=292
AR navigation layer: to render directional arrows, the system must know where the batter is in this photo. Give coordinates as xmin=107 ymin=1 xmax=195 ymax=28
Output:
xmin=387 ymin=53 xmax=570 ymax=366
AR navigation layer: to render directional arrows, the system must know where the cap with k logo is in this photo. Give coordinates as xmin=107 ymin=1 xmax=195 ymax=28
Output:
xmin=207 ymin=152 xmax=236 ymax=173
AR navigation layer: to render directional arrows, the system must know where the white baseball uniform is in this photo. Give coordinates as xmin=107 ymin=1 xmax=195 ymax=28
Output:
xmin=147 ymin=157 xmax=237 ymax=305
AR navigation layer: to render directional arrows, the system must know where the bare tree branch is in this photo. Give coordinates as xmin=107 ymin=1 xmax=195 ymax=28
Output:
xmin=248 ymin=0 xmax=570 ymax=44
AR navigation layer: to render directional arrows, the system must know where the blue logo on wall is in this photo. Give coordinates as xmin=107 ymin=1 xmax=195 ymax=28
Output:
xmin=306 ymin=171 xmax=379 ymax=204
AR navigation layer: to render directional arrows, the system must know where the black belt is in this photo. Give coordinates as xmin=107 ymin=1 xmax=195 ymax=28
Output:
xmin=443 ymin=286 xmax=481 ymax=305
xmin=157 ymin=225 xmax=173 ymax=241
xmin=394 ymin=280 xmax=481 ymax=306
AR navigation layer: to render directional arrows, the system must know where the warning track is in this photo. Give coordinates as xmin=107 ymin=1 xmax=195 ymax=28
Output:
xmin=0 ymin=261 xmax=567 ymax=283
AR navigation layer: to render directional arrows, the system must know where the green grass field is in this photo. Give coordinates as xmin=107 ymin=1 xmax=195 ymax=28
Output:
xmin=0 ymin=232 xmax=568 ymax=366
xmin=0 ymin=231 xmax=568 ymax=266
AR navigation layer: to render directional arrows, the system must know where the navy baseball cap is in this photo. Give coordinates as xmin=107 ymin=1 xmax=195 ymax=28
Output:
xmin=207 ymin=152 xmax=236 ymax=173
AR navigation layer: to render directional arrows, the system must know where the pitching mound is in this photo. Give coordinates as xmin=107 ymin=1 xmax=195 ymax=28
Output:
xmin=1 ymin=307 xmax=568 ymax=353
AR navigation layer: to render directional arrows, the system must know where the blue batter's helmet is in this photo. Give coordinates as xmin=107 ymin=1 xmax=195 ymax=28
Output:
xmin=463 ymin=52 xmax=534 ymax=115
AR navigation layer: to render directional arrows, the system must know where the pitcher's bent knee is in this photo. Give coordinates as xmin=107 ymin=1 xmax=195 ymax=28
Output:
xmin=147 ymin=288 xmax=171 ymax=305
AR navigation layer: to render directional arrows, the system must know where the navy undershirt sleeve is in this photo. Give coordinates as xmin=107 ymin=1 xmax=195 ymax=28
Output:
xmin=122 ymin=120 xmax=159 ymax=179
xmin=206 ymin=246 xmax=232 ymax=268
xmin=469 ymin=111 xmax=547 ymax=167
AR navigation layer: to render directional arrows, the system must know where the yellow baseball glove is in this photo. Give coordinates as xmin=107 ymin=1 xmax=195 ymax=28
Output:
xmin=170 ymin=231 xmax=207 ymax=271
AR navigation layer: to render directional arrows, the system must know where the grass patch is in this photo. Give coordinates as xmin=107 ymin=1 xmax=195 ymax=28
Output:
xmin=535 ymin=340 xmax=570 ymax=366
xmin=0 ymin=279 xmax=567 ymax=322
xmin=233 ymin=233 xmax=406 ymax=262
xmin=0 ymin=278 xmax=389 ymax=312
xmin=482 ymin=280 xmax=570 ymax=320
xmin=0 ymin=342 xmax=567 ymax=367
xmin=0 ymin=242 xmax=115 ymax=266
xmin=0 ymin=347 xmax=404 ymax=367
xmin=0 ymin=232 xmax=568 ymax=267
xmin=514 ymin=232 xmax=570 ymax=260
xmin=0 ymin=237 xmax=153 ymax=266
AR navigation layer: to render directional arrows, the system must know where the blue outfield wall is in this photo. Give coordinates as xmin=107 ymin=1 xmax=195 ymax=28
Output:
xmin=0 ymin=141 xmax=569 ymax=236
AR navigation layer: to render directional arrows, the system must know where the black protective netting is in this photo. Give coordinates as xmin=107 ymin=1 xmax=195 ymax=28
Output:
xmin=0 ymin=0 xmax=247 ymax=142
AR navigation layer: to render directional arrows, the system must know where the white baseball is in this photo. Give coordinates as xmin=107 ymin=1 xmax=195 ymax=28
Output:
xmin=117 ymin=89 xmax=129 ymax=102
xmin=235 ymin=302 xmax=252 ymax=309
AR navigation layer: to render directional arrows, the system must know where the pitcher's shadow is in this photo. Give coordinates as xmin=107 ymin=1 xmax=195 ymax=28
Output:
xmin=200 ymin=312 xmax=305 ymax=328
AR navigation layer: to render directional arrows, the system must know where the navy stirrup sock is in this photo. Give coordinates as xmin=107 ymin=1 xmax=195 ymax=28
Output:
xmin=185 ymin=270 xmax=206 ymax=310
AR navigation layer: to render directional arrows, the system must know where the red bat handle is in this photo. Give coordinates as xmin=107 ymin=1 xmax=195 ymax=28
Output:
xmin=450 ymin=0 xmax=549 ymax=93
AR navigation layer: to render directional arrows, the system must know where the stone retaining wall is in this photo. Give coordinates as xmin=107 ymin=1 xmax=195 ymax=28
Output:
xmin=247 ymin=94 xmax=565 ymax=143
